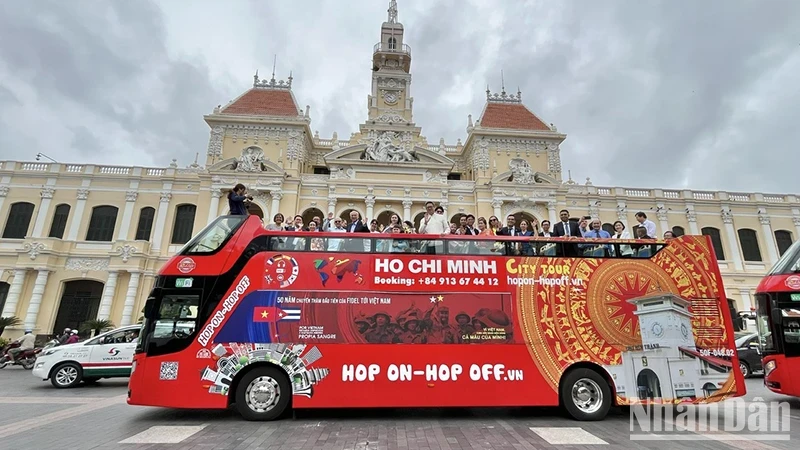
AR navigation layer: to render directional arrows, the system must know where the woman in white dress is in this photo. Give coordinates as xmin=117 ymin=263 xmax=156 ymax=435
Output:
xmin=611 ymin=220 xmax=634 ymax=257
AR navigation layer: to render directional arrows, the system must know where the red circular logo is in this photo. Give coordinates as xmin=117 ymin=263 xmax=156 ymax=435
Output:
xmin=177 ymin=257 xmax=196 ymax=274
xmin=786 ymin=275 xmax=800 ymax=290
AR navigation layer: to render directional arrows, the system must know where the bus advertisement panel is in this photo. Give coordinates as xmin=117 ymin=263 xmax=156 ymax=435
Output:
xmin=128 ymin=216 xmax=744 ymax=421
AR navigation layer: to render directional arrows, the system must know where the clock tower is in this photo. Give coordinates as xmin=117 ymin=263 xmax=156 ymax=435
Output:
xmin=630 ymin=293 xmax=695 ymax=349
xmin=367 ymin=0 xmax=415 ymax=125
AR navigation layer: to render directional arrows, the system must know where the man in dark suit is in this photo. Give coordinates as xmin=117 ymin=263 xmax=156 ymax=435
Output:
xmin=497 ymin=214 xmax=522 ymax=255
xmin=551 ymin=209 xmax=581 ymax=256
xmin=346 ymin=210 xmax=370 ymax=233
xmin=344 ymin=210 xmax=369 ymax=252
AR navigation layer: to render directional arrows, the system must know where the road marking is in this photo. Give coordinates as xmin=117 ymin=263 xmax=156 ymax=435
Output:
xmin=119 ymin=425 xmax=207 ymax=444
xmin=530 ymin=427 xmax=608 ymax=445
xmin=0 ymin=394 xmax=126 ymax=438
xmin=0 ymin=397 xmax=99 ymax=404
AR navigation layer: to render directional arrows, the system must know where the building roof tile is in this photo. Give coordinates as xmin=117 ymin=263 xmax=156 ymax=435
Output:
xmin=479 ymin=102 xmax=551 ymax=131
xmin=221 ymin=89 xmax=300 ymax=117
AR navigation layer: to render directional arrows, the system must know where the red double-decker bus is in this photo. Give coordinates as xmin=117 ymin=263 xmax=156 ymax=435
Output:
xmin=128 ymin=215 xmax=744 ymax=421
xmin=755 ymin=240 xmax=800 ymax=395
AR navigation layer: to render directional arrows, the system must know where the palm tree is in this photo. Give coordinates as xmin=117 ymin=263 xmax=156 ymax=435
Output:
xmin=0 ymin=316 xmax=22 ymax=336
xmin=80 ymin=319 xmax=115 ymax=337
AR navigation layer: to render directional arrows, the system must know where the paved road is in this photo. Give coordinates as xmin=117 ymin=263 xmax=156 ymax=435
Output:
xmin=0 ymin=367 xmax=798 ymax=449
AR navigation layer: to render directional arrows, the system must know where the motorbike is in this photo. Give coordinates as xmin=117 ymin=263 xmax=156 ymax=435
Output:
xmin=0 ymin=341 xmax=42 ymax=370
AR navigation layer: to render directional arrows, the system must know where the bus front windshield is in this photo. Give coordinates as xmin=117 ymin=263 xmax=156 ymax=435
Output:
xmin=179 ymin=215 xmax=247 ymax=254
xmin=766 ymin=240 xmax=800 ymax=276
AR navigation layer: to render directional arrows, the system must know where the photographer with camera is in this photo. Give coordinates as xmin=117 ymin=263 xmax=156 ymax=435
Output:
xmin=227 ymin=183 xmax=253 ymax=216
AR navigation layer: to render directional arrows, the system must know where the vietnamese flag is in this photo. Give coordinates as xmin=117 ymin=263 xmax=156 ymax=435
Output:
xmin=253 ymin=306 xmax=279 ymax=322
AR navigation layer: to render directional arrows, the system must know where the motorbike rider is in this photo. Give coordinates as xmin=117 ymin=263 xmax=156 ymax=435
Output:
xmin=7 ymin=329 xmax=35 ymax=363
xmin=65 ymin=330 xmax=80 ymax=344
xmin=58 ymin=328 xmax=72 ymax=344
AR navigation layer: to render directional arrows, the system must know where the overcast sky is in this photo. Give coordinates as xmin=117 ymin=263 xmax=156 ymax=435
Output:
xmin=1 ymin=1 xmax=799 ymax=194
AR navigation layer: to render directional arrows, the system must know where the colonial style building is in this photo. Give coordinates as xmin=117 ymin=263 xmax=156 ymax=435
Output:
xmin=0 ymin=3 xmax=797 ymax=338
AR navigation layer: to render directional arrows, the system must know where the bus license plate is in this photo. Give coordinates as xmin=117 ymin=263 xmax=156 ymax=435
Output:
xmin=791 ymin=293 xmax=800 ymax=301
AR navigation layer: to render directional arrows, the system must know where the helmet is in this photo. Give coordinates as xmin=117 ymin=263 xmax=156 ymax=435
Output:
xmin=64 ymin=328 xmax=71 ymax=332
xmin=71 ymin=330 xmax=78 ymax=335
xmin=24 ymin=329 xmax=32 ymax=334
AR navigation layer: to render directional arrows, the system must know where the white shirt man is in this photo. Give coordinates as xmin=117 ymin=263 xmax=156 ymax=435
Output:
xmin=635 ymin=212 xmax=657 ymax=238
xmin=418 ymin=202 xmax=449 ymax=235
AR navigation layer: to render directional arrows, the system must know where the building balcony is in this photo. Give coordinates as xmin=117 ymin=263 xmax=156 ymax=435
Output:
xmin=373 ymin=42 xmax=411 ymax=57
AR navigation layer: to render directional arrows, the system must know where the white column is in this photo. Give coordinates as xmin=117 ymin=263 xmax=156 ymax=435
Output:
xmin=116 ymin=191 xmax=138 ymax=241
xmin=758 ymin=212 xmax=779 ymax=266
xmin=1 ymin=269 xmax=27 ymax=317
xmin=548 ymin=201 xmax=558 ymax=225
xmin=0 ymin=186 xmax=9 ymax=223
xmin=206 ymin=189 xmax=222 ymax=224
xmin=656 ymin=207 xmax=669 ymax=236
xmin=365 ymin=196 xmax=375 ymax=221
xmin=740 ymin=288 xmax=753 ymax=311
xmin=491 ymin=199 xmax=503 ymax=219
xmin=615 ymin=202 xmax=628 ymax=228
xmin=440 ymin=200 xmax=449 ymax=217
xmin=66 ymin=188 xmax=89 ymax=241
xmin=97 ymin=271 xmax=119 ymax=321
xmin=151 ymin=192 xmax=172 ymax=252
xmin=120 ymin=271 xmax=141 ymax=326
xmin=327 ymin=197 xmax=337 ymax=218
xmin=32 ymin=187 xmax=55 ymax=238
xmin=270 ymin=190 xmax=283 ymax=219
xmin=402 ymin=200 xmax=413 ymax=223
xmin=793 ymin=216 xmax=800 ymax=243
xmin=686 ymin=207 xmax=700 ymax=235
xmin=721 ymin=208 xmax=744 ymax=271
xmin=23 ymin=270 xmax=50 ymax=330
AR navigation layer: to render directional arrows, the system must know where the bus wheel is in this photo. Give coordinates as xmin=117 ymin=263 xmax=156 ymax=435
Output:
xmin=235 ymin=367 xmax=290 ymax=421
xmin=561 ymin=368 xmax=611 ymax=421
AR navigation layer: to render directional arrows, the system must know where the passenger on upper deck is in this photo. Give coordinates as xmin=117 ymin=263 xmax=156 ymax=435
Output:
xmin=227 ymin=184 xmax=252 ymax=216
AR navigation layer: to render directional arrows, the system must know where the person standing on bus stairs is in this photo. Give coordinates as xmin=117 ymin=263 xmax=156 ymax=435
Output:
xmin=227 ymin=184 xmax=252 ymax=216
xmin=552 ymin=209 xmax=580 ymax=257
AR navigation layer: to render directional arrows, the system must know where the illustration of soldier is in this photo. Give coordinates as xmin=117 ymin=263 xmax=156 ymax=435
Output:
xmin=364 ymin=311 xmax=396 ymax=343
xmin=353 ymin=311 xmax=372 ymax=334
xmin=454 ymin=311 xmax=475 ymax=343
xmin=422 ymin=304 xmax=457 ymax=344
xmin=397 ymin=309 xmax=427 ymax=343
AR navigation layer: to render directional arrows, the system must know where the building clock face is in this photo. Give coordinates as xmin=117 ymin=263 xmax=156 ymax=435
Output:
xmin=681 ymin=323 xmax=690 ymax=340
xmin=383 ymin=92 xmax=398 ymax=104
xmin=651 ymin=322 xmax=663 ymax=338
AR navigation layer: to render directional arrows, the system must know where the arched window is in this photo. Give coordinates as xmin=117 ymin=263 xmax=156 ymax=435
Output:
xmin=701 ymin=227 xmax=725 ymax=260
xmin=672 ymin=226 xmax=685 ymax=237
xmin=86 ymin=206 xmax=119 ymax=241
xmin=2 ymin=202 xmax=35 ymax=239
xmin=48 ymin=204 xmax=71 ymax=239
xmin=0 ymin=281 xmax=9 ymax=318
xmin=602 ymin=223 xmax=615 ymax=235
xmin=388 ymin=37 xmax=397 ymax=50
xmin=135 ymin=207 xmax=155 ymax=241
xmin=774 ymin=230 xmax=794 ymax=256
xmin=171 ymin=204 xmax=196 ymax=245
xmin=737 ymin=228 xmax=762 ymax=262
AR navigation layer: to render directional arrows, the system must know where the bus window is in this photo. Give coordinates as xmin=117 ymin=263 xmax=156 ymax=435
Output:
xmin=154 ymin=294 xmax=200 ymax=340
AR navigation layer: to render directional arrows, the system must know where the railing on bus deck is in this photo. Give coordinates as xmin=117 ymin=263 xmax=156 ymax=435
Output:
xmin=264 ymin=231 xmax=667 ymax=259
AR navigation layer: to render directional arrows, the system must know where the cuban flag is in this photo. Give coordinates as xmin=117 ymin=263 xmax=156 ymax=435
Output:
xmin=252 ymin=306 xmax=301 ymax=322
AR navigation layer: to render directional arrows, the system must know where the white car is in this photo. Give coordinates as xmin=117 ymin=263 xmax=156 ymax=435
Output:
xmin=32 ymin=325 xmax=141 ymax=388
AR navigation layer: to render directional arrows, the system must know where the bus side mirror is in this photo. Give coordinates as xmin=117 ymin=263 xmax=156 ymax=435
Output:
xmin=772 ymin=308 xmax=783 ymax=326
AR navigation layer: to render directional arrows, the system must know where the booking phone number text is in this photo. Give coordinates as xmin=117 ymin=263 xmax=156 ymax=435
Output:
xmin=373 ymin=275 xmax=499 ymax=287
